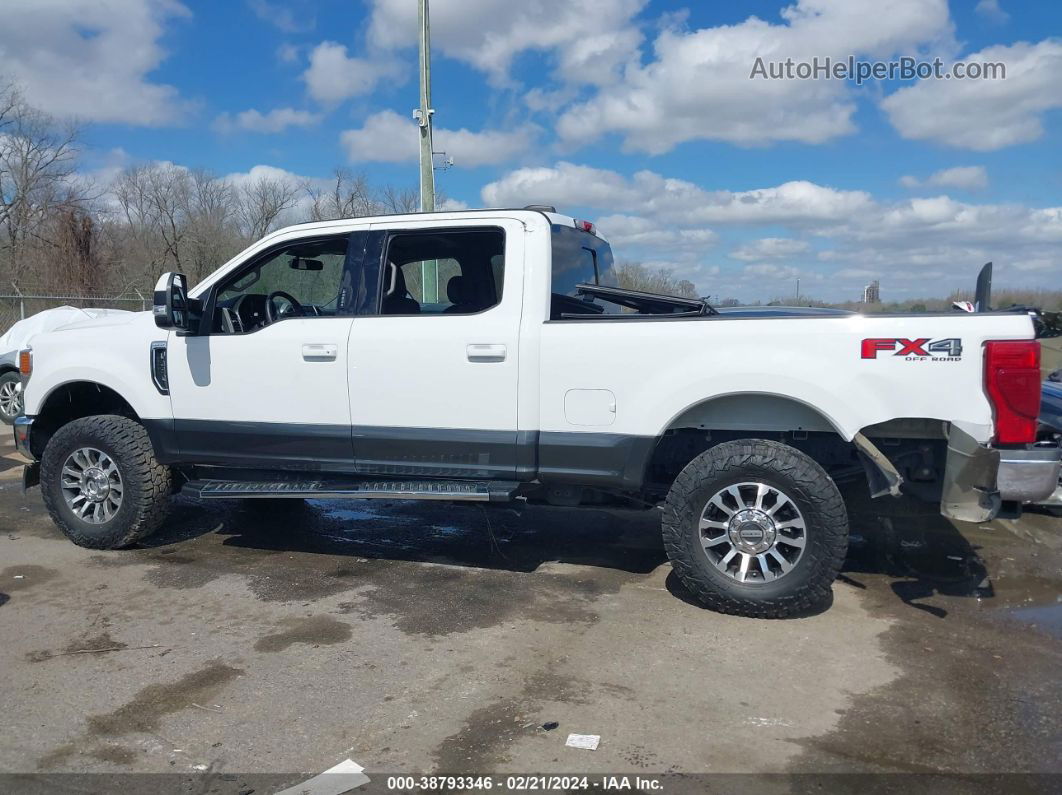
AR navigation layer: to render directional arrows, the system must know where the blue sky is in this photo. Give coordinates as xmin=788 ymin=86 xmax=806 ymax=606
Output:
xmin=2 ymin=0 xmax=1060 ymax=302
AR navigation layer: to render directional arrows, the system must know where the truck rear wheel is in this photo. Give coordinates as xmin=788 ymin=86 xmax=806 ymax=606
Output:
xmin=661 ymin=439 xmax=848 ymax=618
xmin=40 ymin=415 xmax=172 ymax=549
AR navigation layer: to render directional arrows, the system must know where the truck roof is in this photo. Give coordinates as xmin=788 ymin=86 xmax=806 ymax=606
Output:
xmin=268 ymin=207 xmax=584 ymax=239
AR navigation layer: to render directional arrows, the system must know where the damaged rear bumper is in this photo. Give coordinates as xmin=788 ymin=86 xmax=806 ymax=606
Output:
xmin=941 ymin=426 xmax=1061 ymax=522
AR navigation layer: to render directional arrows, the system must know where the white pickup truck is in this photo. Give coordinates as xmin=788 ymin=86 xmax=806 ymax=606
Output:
xmin=13 ymin=208 xmax=1060 ymax=617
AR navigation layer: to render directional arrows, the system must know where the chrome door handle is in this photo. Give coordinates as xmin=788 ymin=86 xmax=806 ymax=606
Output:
xmin=302 ymin=343 xmax=338 ymax=361
xmin=466 ymin=344 xmax=506 ymax=363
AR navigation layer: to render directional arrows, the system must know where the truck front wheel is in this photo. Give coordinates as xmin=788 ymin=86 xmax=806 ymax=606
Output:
xmin=40 ymin=415 xmax=172 ymax=549
xmin=661 ymin=439 xmax=848 ymax=618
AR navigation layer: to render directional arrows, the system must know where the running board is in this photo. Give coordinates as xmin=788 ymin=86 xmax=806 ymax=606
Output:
xmin=183 ymin=478 xmax=519 ymax=502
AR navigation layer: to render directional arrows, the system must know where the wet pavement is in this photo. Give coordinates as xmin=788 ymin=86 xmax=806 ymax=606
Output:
xmin=0 ymin=434 xmax=1059 ymax=791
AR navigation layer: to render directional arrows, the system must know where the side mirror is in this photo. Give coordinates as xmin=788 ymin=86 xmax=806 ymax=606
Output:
xmin=153 ymin=272 xmax=194 ymax=332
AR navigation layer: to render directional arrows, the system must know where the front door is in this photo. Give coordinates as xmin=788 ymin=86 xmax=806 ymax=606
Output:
xmin=167 ymin=232 xmax=356 ymax=469
xmin=347 ymin=219 xmax=525 ymax=479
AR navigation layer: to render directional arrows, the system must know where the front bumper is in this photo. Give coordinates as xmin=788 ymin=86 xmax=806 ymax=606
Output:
xmin=13 ymin=415 xmax=34 ymax=459
xmin=941 ymin=427 xmax=1060 ymax=523
xmin=13 ymin=416 xmax=40 ymax=492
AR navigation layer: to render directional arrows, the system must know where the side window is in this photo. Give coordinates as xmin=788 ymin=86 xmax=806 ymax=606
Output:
xmin=381 ymin=228 xmax=504 ymax=316
xmin=214 ymin=235 xmax=350 ymax=332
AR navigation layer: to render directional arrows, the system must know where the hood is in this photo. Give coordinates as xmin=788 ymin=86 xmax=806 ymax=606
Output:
xmin=46 ymin=309 xmax=146 ymax=334
xmin=0 ymin=306 xmax=137 ymax=354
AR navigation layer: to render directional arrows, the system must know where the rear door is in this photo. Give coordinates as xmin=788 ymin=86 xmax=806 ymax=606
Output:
xmin=346 ymin=218 xmax=526 ymax=479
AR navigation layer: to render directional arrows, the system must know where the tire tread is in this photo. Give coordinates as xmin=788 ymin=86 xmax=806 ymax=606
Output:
xmin=40 ymin=415 xmax=171 ymax=549
xmin=661 ymin=439 xmax=848 ymax=618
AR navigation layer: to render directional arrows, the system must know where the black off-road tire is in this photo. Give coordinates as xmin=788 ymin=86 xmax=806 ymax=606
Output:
xmin=662 ymin=439 xmax=848 ymax=618
xmin=41 ymin=415 xmax=172 ymax=549
xmin=0 ymin=371 xmax=21 ymax=425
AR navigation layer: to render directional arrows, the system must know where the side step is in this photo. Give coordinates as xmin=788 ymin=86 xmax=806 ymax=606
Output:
xmin=182 ymin=478 xmax=519 ymax=503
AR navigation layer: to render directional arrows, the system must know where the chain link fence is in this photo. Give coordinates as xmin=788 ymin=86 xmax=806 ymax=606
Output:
xmin=0 ymin=287 xmax=151 ymax=335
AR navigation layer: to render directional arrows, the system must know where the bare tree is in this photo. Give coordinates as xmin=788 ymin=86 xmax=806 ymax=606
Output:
xmin=306 ymin=168 xmax=377 ymax=221
xmin=613 ymin=262 xmax=699 ymax=298
xmin=378 ymin=183 xmax=418 ymax=214
xmin=235 ymin=174 xmax=300 ymax=240
xmin=185 ymin=169 xmax=239 ymax=283
xmin=113 ymin=163 xmax=192 ymax=272
xmin=0 ymin=84 xmax=476 ymax=300
xmin=0 ymin=83 xmax=83 ymax=284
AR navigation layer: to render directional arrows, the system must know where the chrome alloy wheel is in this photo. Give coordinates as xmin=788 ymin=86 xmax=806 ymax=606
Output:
xmin=0 ymin=379 xmax=20 ymax=418
xmin=61 ymin=447 xmax=123 ymax=524
xmin=698 ymin=482 xmax=807 ymax=583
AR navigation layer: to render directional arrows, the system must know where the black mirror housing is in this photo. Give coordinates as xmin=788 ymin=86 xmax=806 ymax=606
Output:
xmin=153 ymin=272 xmax=197 ymax=332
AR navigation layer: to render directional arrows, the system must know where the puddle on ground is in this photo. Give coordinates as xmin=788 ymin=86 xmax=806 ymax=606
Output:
xmin=254 ymin=615 xmax=353 ymax=652
xmin=1002 ymin=601 xmax=1062 ymax=640
xmin=1 ymin=565 xmax=59 ymax=592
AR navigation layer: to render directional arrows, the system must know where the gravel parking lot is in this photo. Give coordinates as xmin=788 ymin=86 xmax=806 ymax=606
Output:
xmin=0 ymin=433 xmax=1059 ymax=791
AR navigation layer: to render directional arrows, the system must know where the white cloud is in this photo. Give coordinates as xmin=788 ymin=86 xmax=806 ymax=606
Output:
xmin=482 ymin=162 xmax=874 ymax=226
xmin=482 ymin=161 xmax=1062 ymax=298
xmin=0 ymin=0 xmax=192 ymax=126
xmin=248 ymin=0 xmax=315 ymax=33
xmin=731 ymin=238 xmax=810 ymax=261
xmin=276 ymin=43 xmax=300 ymax=64
xmin=367 ymin=0 xmax=647 ymax=86
xmin=899 ymin=166 xmax=988 ymax=191
xmin=975 ymin=0 xmax=1009 ymax=24
xmin=222 ymin=163 xmax=306 ymax=189
xmin=881 ymin=39 xmax=1062 ymax=150
xmin=743 ymin=263 xmax=803 ymax=279
xmin=340 ymin=110 xmax=537 ymax=168
xmin=556 ymin=0 xmax=954 ymax=153
xmin=213 ymin=107 xmax=322 ymax=134
xmin=301 ymin=42 xmax=403 ymax=104
xmin=595 ymin=214 xmax=718 ymax=251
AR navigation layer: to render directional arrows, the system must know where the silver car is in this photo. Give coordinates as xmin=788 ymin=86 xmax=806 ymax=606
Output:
xmin=0 ymin=350 xmax=21 ymax=424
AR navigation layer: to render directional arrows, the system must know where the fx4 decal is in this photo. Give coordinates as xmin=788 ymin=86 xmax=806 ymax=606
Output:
xmin=861 ymin=337 xmax=963 ymax=360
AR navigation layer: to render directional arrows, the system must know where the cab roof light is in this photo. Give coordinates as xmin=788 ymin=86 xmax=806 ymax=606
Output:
xmin=574 ymin=219 xmax=596 ymax=235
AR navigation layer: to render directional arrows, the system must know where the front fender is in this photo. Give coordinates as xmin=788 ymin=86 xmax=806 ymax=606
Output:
xmin=21 ymin=316 xmax=170 ymax=421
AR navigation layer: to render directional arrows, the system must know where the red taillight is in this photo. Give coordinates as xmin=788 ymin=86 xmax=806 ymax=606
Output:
xmin=574 ymin=219 xmax=596 ymax=235
xmin=984 ymin=340 xmax=1041 ymax=445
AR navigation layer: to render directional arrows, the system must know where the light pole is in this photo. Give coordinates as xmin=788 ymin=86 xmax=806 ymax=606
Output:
xmin=415 ymin=0 xmax=435 ymax=214
xmin=414 ymin=0 xmax=438 ymax=301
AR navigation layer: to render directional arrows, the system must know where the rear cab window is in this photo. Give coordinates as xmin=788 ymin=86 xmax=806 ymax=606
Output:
xmin=550 ymin=223 xmax=617 ymax=319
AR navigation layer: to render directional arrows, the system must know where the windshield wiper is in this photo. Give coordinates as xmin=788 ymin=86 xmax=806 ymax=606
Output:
xmin=574 ymin=283 xmax=718 ymax=316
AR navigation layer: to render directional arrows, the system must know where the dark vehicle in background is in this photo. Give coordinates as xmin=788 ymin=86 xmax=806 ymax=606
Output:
xmin=1038 ymin=377 xmax=1062 ymax=514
